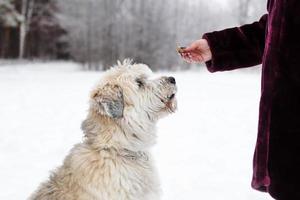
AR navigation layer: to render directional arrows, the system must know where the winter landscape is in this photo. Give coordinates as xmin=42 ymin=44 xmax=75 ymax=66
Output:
xmin=0 ymin=62 xmax=273 ymax=200
xmin=1 ymin=0 xmax=272 ymax=199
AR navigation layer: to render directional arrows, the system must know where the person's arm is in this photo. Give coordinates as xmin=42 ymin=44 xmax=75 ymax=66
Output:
xmin=203 ymin=14 xmax=268 ymax=72
xmin=180 ymin=14 xmax=268 ymax=72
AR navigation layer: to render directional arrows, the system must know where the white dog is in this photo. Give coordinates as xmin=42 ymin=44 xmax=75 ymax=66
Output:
xmin=29 ymin=60 xmax=177 ymax=200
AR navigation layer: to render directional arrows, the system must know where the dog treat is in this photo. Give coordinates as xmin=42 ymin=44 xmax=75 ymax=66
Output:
xmin=176 ymin=46 xmax=186 ymax=53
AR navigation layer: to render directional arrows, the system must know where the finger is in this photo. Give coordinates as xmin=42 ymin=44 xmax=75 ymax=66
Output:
xmin=192 ymin=56 xmax=203 ymax=63
xmin=194 ymin=54 xmax=205 ymax=62
xmin=180 ymin=53 xmax=187 ymax=60
xmin=182 ymin=44 xmax=196 ymax=53
xmin=185 ymin=56 xmax=194 ymax=63
xmin=187 ymin=53 xmax=192 ymax=59
xmin=180 ymin=53 xmax=189 ymax=60
xmin=185 ymin=44 xmax=197 ymax=51
xmin=190 ymin=53 xmax=203 ymax=61
xmin=185 ymin=54 xmax=193 ymax=61
xmin=182 ymin=43 xmax=197 ymax=52
xmin=182 ymin=52 xmax=189 ymax=57
xmin=190 ymin=52 xmax=205 ymax=62
xmin=180 ymin=52 xmax=186 ymax=57
xmin=185 ymin=58 xmax=192 ymax=64
xmin=182 ymin=55 xmax=192 ymax=63
xmin=183 ymin=53 xmax=192 ymax=61
xmin=183 ymin=55 xmax=190 ymax=62
xmin=183 ymin=57 xmax=190 ymax=63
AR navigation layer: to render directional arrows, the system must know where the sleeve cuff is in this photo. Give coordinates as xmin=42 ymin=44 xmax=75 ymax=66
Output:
xmin=202 ymin=32 xmax=232 ymax=72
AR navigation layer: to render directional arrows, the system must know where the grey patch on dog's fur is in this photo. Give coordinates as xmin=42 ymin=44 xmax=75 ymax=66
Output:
xmin=95 ymin=84 xmax=124 ymax=119
xmin=102 ymin=98 xmax=124 ymax=118
xmin=101 ymin=85 xmax=124 ymax=119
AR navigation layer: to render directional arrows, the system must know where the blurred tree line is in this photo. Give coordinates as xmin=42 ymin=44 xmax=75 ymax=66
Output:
xmin=0 ymin=0 xmax=266 ymax=70
xmin=0 ymin=0 xmax=68 ymax=60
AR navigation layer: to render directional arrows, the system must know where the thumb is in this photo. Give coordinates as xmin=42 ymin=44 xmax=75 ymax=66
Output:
xmin=183 ymin=42 xmax=198 ymax=52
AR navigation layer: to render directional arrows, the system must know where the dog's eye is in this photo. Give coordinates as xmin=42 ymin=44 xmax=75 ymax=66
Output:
xmin=136 ymin=79 xmax=144 ymax=88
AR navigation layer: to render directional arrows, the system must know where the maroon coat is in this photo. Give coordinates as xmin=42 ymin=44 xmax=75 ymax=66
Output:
xmin=203 ymin=0 xmax=300 ymax=198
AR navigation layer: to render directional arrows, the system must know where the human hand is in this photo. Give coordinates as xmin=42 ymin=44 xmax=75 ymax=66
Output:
xmin=178 ymin=39 xmax=212 ymax=63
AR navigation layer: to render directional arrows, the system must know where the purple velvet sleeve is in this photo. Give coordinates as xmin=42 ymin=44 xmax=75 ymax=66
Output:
xmin=203 ymin=14 xmax=268 ymax=72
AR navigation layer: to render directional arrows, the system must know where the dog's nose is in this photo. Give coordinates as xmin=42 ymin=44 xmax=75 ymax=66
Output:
xmin=168 ymin=77 xmax=176 ymax=84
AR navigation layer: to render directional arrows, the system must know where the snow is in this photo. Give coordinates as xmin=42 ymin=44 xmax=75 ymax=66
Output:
xmin=0 ymin=62 xmax=272 ymax=200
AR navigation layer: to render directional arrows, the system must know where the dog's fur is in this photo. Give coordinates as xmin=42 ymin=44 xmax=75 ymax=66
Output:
xmin=29 ymin=60 xmax=177 ymax=200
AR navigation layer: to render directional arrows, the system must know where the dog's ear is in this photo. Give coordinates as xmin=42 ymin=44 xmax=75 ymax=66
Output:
xmin=92 ymin=84 xmax=124 ymax=119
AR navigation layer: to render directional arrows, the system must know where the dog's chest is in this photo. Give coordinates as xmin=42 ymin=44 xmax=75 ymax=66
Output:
xmin=79 ymin=154 xmax=160 ymax=200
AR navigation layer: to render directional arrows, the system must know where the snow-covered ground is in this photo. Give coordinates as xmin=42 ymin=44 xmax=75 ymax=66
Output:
xmin=0 ymin=62 xmax=273 ymax=200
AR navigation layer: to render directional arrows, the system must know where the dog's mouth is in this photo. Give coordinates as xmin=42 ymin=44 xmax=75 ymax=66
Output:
xmin=168 ymin=93 xmax=175 ymax=100
xmin=164 ymin=91 xmax=177 ymax=113
xmin=160 ymin=91 xmax=176 ymax=102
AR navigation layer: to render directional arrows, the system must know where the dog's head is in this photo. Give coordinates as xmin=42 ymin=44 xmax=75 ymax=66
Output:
xmin=89 ymin=60 xmax=177 ymax=123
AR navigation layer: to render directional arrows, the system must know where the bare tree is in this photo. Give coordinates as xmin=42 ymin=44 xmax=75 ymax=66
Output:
xmin=19 ymin=0 xmax=35 ymax=58
xmin=0 ymin=0 xmax=23 ymax=58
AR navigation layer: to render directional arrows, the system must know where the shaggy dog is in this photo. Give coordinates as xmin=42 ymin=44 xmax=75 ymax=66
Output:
xmin=29 ymin=60 xmax=177 ymax=200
